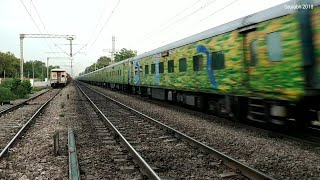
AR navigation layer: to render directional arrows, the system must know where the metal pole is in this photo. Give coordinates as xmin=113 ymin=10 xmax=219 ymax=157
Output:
xmin=3 ymin=70 xmax=5 ymax=79
xmin=42 ymin=65 xmax=43 ymax=81
xmin=20 ymin=35 xmax=24 ymax=80
xmin=32 ymin=61 xmax=34 ymax=80
xmin=67 ymin=37 xmax=74 ymax=77
xmin=47 ymin=57 xmax=49 ymax=82
xmin=111 ymin=36 xmax=115 ymax=62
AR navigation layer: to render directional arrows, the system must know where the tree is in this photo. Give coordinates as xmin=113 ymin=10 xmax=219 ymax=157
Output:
xmin=23 ymin=60 xmax=59 ymax=80
xmin=114 ymin=48 xmax=137 ymax=62
xmin=0 ymin=51 xmax=20 ymax=78
xmin=84 ymin=56 xmax=111 ymax=73
xmin=97 ymin=56 xmax=111 ymax=68
xmin=82 ymin=48 xmax=136 ymax=75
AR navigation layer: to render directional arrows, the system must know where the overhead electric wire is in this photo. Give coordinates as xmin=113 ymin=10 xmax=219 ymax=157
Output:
xmin=21 ymin=0 xmax=68 ymax=57
xmin=85 ymin=2 xmax=109 ymax=48
xmin=141 ymin=0 xmax=217 ymax=43
xmin=30 ymin=0 xmax=71 ymax=56
xmin=200 ymin=0 xmax=240 ymax=22
xmin=139 ymin=0 xmax=202 ymax=42
xmin=20 ymin=0 xmax=43 ymax=34
xmin=86 ymin=0 xmax=121 ymax=55
xmin=145 ymin=0 xmax=241 ymax=51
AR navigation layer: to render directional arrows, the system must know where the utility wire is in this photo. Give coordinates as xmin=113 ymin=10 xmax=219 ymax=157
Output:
xmin=86 ymin=0 xmax=121 ymax=55
xmin=138 ymin=0 xmax=202 ymax=42
xmin=85 ymin=1 xmax=109 ymax=48
xmin=145 ymin=0 xmax=240 ymax=51
xmin=20 ymin=0 xmax=43 ymax=33
xmin=30 ymin=0 xmax=55 ymax=51
xmin=200 ymin=0 xmax=239 ymax=22
xmin=30 ymin=0 xmax=70 ymax=56
xmin=141 ymin=0 xmax=217 ymax=43
xmin=21 ymin=0 xmax=68 ymax=57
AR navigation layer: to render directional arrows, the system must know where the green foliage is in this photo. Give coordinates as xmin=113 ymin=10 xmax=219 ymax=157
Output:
xmin=0 ymin=86 xmax=15 ymax=102
xmin=0 ymin=52 xmax=20 ymax=78
xmin=0 ymin=78 xmax=33 ymax=100
xmin=24 ymin=60 xmax=60 ymax=80
xmin=114 ymin=48 xmax=137 ymax=62
xmin=85 ymin=56 xmax=112 ymax=73
xmin=0 ymin=51 xmax=59 ymax=79
xmin=82 ymin=48 xmax=137 ymax=74
xmin=21 ymin=80 xmax=32 ymax=94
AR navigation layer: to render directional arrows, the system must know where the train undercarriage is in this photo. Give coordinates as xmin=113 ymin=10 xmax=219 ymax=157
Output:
xmin=84 ymin=80 xmax=320 ymax=129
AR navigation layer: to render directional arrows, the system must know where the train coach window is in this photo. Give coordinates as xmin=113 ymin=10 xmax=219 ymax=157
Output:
xmin=193 ymin=55 xmax=203 ymax=71
xmin=179 ymin=58 xmax=187 ymax=72
xmin=145 ymin=65 xmax=149 ymax=74
xmin=151 ymin=64 xmax=155 ymax=74
xmin=168 ymin=60 xmax=174 ymax=73
xmin=212 ymin=51 xmax=225 ymax=70
xmin=159 ymin=62 xmax=164 ymax=73
xmin=250 ymin=40 xmax=258 ymax=66
xmin=267 ymin=32 xmax=282 ymax=62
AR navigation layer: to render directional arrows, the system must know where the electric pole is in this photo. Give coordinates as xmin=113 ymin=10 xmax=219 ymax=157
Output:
xmin=112 ymin=35 xmax=115 ymax=62
xmin=19 ymin=33 xmax=76 ymax=80
xmin=67 ymin=37 xmax=74 ymax=77
xmin=103 ymin=35 xmax=119 ymax=63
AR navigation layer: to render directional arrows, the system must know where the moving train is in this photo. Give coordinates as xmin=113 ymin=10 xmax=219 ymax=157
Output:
xmin=78 ymin=0 xmax=320 ymax=127
xmin=50 ymin=69 xmax=71 ymax=88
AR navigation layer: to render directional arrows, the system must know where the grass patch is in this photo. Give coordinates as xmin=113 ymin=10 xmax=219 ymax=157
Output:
xmin=59 ymin=113 xmax=65 ymax=117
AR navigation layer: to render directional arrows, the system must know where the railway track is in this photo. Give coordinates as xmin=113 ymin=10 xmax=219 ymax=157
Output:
xmin=0 ymin=89 xmax=61 ymax=159
xmin=74 ymin=86 xmax=145 ymax=179
xmin=0 ymin=89 xmax=49 ymax=117
xmin=76 ymin=81 xmax=274 ymax=179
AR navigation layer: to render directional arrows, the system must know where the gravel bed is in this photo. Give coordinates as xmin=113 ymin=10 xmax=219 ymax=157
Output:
xmin=0 ymin=89 xmax=60 ymax=149
xmin=85 ymin=83 xmax=320 ymax=179
xmin=81 ymin=85 xmax=245 ymax=179
xmin=0 ymin=82 xmax=147 ymax=179
xmin=0 ymin=88 xmax=49 ymax=112
xmin=74 ymin=85 xmax=144 ymax=179
xmin=0 ymin=87 xmax=68 ymax=179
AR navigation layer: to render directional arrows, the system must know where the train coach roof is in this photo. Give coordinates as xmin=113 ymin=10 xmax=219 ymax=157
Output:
xmin=78 ymin=0 xmax=320 ymax=77
xmin=51 ymin=68 xmax=66 ymax=72
xmin=130 ymin=0 xmax=319 ymax=61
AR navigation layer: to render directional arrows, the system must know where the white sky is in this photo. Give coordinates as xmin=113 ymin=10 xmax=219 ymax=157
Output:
xmin=0 ymin=0 xmax=290 ymax=77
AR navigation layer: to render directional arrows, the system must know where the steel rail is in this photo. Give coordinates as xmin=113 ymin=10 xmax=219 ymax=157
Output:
xmin=76 ymin=83 xmax=161 ymax=180
xmin=0 ymin=89 xmax=50 ymax=117
xmin=68 ymin=128 xmax=80 ymax=180
xmin=0 ymin=90 xmax=60 ymax=159
xmin=78 ymin=81 xmax=275 ymax=180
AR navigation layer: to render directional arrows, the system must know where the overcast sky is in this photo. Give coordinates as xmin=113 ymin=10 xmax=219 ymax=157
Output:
xmin=0 ymin=0 xmax=290 ymax=77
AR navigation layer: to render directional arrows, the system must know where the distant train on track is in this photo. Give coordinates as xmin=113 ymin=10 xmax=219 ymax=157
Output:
xmin=78 ymin=0 xmax=320 ymax=127
xmin=50 ymin=69 xmax=71 ymax=88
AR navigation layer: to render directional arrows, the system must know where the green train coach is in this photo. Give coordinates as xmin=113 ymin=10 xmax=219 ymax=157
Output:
xmin=78 ymin=0 xmax=320 ymax=126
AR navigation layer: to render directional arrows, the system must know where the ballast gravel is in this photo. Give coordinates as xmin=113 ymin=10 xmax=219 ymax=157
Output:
xmin=87 ymin=84 xmax=320 ymax=179
xmin=0 ymin=83 xmax=145 ymax=179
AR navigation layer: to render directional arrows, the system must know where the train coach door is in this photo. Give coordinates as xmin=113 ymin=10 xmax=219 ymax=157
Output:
xmin=57 ymin=71 xmax=61 ymax=82
xmin=130 ymin=61 xmax=134 ymax=84
xmin=242 ymin=26 xmax=259 ymax=90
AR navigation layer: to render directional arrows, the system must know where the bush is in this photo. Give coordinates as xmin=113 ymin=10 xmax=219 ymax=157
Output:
xmin=21 ymin=80 xmax=32 ymax=94
xmin=0 ymin=86 xmax=15 ymax=102
xmin=15 ymin=85 xmax=28 ymax=98
xmin=0 ymin=78 xmax=32 ymax=100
